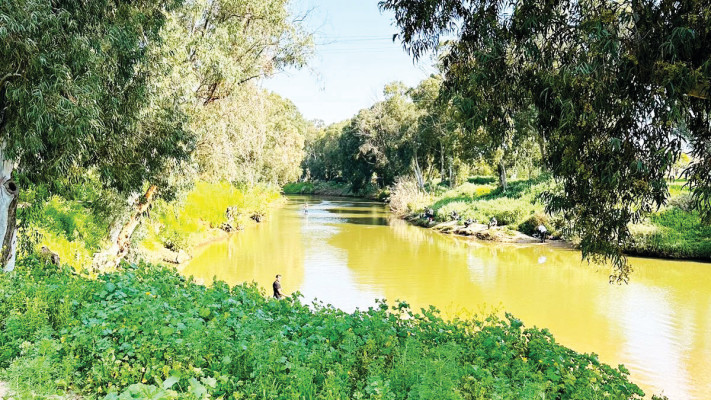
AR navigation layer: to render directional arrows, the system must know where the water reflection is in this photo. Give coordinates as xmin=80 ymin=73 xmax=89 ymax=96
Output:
xmin=183 ymin=196 xmax=711 ymax=399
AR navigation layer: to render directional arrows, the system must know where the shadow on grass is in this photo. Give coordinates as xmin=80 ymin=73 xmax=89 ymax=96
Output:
xmin=478 ymin=174 xmax=551 ymax=200
xmin=430 ymin=175 xmax=552 ymax=212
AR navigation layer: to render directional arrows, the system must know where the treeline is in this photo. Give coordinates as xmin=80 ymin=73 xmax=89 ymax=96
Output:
xmin=305 ymin=0 xmax=711 ymax=279
xmin=303 ymin=78 xmax=543 ymax=194
xmin=1 ymin=0 xmax=314 ymax=270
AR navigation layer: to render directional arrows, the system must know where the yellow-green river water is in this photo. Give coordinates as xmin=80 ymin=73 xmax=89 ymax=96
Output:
xmin=182 ymin=196 xmax=711 ymax=399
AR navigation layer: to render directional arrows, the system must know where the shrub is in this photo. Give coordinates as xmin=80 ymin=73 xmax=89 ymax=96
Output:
xmin=282 ymin=182 xmax=315 ymax=194
xmin=517 ymin=213 xmax=553 ymax=236
xmin=19 ymin=193 xmax=112 ymax=270
xmin=0 ymin=258 xmax=646 ymax=399
xmin=388 ymin=177 xmax=431 ymax=215
xmin=667 ymin=193 xmax=694 ymax=211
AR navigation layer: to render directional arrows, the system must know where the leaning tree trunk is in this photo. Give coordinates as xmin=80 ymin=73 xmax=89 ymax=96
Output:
xmin=0 ymin=145 xmax=18 ymax=272
xmin=93 ymin=185 xmax=157 ymax=270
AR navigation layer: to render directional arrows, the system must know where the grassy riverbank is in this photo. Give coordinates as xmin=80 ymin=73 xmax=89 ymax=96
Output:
xmin=140 ymin=182 xmax=283 ymax=257
xmin=0 ymin=257 xmax=647 ymax=399
xmin=390 ymin=176 xmax=711 ymax=260
xmin=19 ymin=181 xmax=284 ymax=270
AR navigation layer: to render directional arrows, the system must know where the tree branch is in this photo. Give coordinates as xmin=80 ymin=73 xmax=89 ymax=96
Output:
xmin=0 ymin=68 xmax=21 ymax=90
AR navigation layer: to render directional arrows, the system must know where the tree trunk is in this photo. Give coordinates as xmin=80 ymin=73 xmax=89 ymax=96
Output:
xmin=448 ymin=156 xmax=455 ymax=187
xmin=412 ymin=151 xmax=425 ymax=192
xmin=0 ymin=145 xmax=18 ymax=272
xmin=536 ymin=135 xmax=547 ymax=165
xmin=498 ymin=160 xmax=508 ymax=192
xmin=440 ymin=143 xmax=446 ymax=184
xmin=93 ymin=185 xmax=157 ymax=270
xmin=424 ymin=155 xmax=434 ymax=184
xmin=115 ymin=185 xmax=157 ymax=259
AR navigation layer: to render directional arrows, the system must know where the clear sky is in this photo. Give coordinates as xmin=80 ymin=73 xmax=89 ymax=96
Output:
xmin=261 ymin=0 xmax=436 ymax=125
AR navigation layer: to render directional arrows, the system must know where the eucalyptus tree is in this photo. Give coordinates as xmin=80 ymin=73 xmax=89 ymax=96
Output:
xmin=303 ymin=121 xmax=347 ymax=181
xmin=0 ymin=0 xmax=190 ymax=271
xmin=410 ymin=75 xmax=461 ymax=187
xmin=156 ymin=0 xmax=313 ymax=184
xmin=194 ymin=88 xmax=308 ymax=185
xmin=337 ymin=82 xmax=421 ymax=191
xmin=381 ymin=0 xmax=711 ymax=280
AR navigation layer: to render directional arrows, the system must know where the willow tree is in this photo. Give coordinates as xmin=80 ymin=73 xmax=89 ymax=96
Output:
xmin=381 ymin=0 xmax=711 ymax=280
xmin=0 ymin=0 xmax=191 ymax=271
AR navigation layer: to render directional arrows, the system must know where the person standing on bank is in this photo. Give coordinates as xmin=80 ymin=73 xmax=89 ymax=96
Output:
xmin=273 ymin=274 xmax=284 ymax=299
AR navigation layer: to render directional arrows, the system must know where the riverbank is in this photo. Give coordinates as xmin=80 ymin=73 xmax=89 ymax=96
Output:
xmin=0 ymin=257 xmax=649 ymax=399
xmin=408 ymin=217 xmax=569 ymax=245
xmin=391 ymin=176 xmax=711 ymax=261
xmin=137 ymin=182 xmax=284 ymax=265
xmin=20 ymin=181 xmax=286 ymax=271
xmin=283 ymin=180 xmax=388 ymax=201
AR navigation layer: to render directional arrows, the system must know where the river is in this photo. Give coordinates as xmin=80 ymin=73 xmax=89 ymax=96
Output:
xmin=182 ymin=196 xmax=711 ymax=399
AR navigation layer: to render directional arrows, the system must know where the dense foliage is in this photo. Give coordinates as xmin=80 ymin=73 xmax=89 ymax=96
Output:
xmin=0 ymin=0 xmax=191 ymax=189
xmin=0 ymin=258 xmax=646 ymax=399
xmin=155 ymin=0 xmax=314 ymax=186
xmin=302 ymin=78 xmax=543 ymax=195
xmin=2 ymin=0 xmax=314 ymax=269
xmin=379 ymin=0 xmax=711 ymax=280
xmin=141 ymin=182 xmax=282 ymax=253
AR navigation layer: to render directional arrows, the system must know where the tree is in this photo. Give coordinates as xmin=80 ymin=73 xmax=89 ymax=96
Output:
xmin=157 ymin=0 xmax=313 ymax=184
xmin=303 ymin=121 xmax=345 ymax=181
xmin=336 ymin=82 xmax=420 ymax=192
xmin=410 ymin=75 xmax=462 ymax=188
xmin=381 ymin=0 xmax=711 ymax=280
xmin=1 ymin=0 xmax=190 ymax=271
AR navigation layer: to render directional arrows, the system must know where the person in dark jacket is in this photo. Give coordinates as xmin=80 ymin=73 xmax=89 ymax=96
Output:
xmin=273 ymin=274 xmax=284 ymax=299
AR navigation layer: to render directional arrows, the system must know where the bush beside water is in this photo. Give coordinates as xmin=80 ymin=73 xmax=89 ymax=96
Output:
xmin=282 ymin=181 xmax=351 ymax=196
xmin=627 ymin=208 xmax=711 ymax=259
xmin=0 ymin=258 xmax=645 ymax=399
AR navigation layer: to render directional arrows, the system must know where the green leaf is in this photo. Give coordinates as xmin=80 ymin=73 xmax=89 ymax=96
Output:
xmin=162 ymin=376 xmax=179 ymax=389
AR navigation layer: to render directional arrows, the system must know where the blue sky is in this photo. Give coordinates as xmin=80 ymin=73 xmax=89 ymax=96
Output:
xmin=261 ymin=0 xmax=436 ymax=124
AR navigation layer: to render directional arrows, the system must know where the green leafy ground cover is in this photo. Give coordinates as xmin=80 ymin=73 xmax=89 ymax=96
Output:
xmin=0 ymin=258 xmax=645 ymax=399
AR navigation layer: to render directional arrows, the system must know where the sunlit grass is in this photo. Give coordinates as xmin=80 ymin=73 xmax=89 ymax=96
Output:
xmin=142 ymin=181 xmax=283 ymax=251
xmin=398 ymin=175 xmax=708 ymax=259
